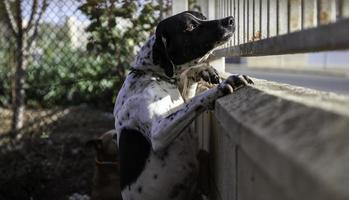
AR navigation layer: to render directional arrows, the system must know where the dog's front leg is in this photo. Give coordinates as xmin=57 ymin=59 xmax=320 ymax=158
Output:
xmin=151 ymin=74 xmax=253 ymax=151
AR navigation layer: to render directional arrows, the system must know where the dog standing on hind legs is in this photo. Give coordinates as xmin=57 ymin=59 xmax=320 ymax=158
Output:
xmin=113 ymin=11 xmax=253 ymax=200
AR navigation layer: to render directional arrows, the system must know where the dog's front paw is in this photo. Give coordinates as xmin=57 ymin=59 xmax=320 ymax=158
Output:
xmin=199 ymin=67 xmax=220 ymax=84
xmin=218 ymin=74 xmax=254 ymax=94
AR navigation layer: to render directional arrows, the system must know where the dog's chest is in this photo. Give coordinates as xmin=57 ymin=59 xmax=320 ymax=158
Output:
xmin=146 ymin=80 xmax=184 ymax=116
xmin=114 ymin=74 xmax=184 ymax=137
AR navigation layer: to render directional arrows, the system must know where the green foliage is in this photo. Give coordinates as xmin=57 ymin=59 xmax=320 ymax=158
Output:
xmin=0 ymin=23 xmax=15 ymax=106
xmin=0 ymin=1 xmax=162 ymax=109
xmin=26 ymin=44 xmax=119 ymax=109
xmin=26 ymin=0 xmax=161 ymax=109
xmin=0 ymin=59 xmax=12 ymax=106
xmin=79 ymin=0 xmax=161 ymax=69
xmin=25 ymin=22 xmax=118 ymax=108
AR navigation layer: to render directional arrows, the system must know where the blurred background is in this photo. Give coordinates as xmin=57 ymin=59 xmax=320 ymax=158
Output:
xmin=0 ymin=0 xmax=348 ymax=199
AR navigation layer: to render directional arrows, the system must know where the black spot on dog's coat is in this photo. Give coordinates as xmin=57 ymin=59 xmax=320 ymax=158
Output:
xmin=165 ymin=110 xmax=179 ymax=120
xmin=164 ymin=150 xmax=169 ymax=157
xmin=169 ymin=183 xmax=186 ymax=199
xmin=188 ymin=162 xmax=195 ymax=169
xmin=119 ymin=128 xmax=151 ymax=190
xmin=138 ymin=186 xmax=143 ymax=193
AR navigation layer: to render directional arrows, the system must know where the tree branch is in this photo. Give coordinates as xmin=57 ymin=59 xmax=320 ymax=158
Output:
xmin=24 ymin=0 xmax=38 ymax=32
xmin=2 ymin=0 xmax=19 ymax=36
xmin=14 ymin=0 xmax=23 ymax=35
xmin=27 ymin=0 xmax=48 ymax=49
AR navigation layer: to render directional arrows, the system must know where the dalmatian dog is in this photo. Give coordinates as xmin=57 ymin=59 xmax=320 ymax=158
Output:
xmin=113 ymin=11 xmax=253 ymax=200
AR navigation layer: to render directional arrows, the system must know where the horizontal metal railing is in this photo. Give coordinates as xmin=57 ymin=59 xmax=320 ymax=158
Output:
xmin=211 ymin=0 xmax=349 ymax=58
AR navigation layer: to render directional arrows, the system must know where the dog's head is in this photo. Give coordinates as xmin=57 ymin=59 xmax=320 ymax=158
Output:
xmin=87 ymin=130 xmax=122 ymax=200
xmin=86 ymin=130 xmax=118 ymax=165
xmin=153 ymin=11 xmax=235 ymax=77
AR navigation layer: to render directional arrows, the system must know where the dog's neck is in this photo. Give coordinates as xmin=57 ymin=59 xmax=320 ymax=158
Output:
xmin=132 ymin=35 xmax=165 ymax=74
xmin=132 ymin=34 xmax=216 ymax=78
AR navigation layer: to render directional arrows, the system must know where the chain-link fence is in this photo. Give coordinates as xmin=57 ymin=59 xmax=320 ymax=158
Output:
xmin=1 ymin=0 xmax=118 ymax=109
xmin=1 ymin=0 xmax=109 ymax=137
xmin=0 ymin=0 xmax=171 ymax=134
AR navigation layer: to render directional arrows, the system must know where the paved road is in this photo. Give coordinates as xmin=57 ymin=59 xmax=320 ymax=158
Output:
xmin=227 ymin=65 xmax=349 ymax=95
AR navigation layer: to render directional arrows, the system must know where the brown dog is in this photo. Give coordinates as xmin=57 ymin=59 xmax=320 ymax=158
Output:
xmin=87 ymin=129 xmax=122 ymax=200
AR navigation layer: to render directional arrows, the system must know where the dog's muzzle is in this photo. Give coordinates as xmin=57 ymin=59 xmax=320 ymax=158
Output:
xmin=220 ymin=16 xmax=235 ymax=39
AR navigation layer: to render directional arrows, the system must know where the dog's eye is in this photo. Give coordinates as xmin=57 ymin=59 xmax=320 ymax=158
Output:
xmin=185 ymin=24 xmax=196 ymax=32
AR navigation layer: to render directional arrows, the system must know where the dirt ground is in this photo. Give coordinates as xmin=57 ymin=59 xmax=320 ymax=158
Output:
xmin=0 ymin=105 xmax=115 ymax=200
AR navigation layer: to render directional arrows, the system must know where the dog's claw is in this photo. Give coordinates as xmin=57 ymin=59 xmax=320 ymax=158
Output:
xmin=219 ymin=74 xmax=254 ymax=94
xmin=243 ymin=75 xmax=254 ymax=84
xmin=200 ymin=67 xmax=220 ymax=84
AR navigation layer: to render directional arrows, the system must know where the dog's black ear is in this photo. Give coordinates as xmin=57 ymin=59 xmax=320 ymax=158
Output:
xmin=185 ymin=11 xmax=207 ymax=20
xmin=153 ymin=24 xmax=175 ymax=77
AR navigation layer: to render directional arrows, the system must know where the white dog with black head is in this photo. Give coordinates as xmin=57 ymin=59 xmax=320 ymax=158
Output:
xmin=113 ymin=11 xmax=253 ymax=200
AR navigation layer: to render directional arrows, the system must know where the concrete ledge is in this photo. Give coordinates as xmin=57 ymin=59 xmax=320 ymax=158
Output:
xmin=211 ymin=79 xmax=349 ymax=200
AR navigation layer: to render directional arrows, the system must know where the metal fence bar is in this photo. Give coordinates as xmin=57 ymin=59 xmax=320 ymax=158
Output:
xmin=233 ymin=0 xmax=236 ymax=45
xmin=229 ymin=0 xmax=233 ymax=46
xmin=267 ymin=0 xmax=270 ymax=38
xmin=253 ymin=0 xmax=256 ymax=40
xmin=316 ymin=0 xmax=321 ymax=26
xmin=245 ymin=0 xmax=250 ymax=42
xmin=259 ymin=0 xmax=262 ymax=38
xmin=287 ymin=0 xmax=291 ymax=33
xmin=276 ymin=0 xmax=279 ymax=35
xmin=243 ymin=0 xmax=246 ymax=43
xmin=237 ymin=0 xmax=240 ymax=45
xmin=229 ymin=0 xmax=232 ymax=47
xmin=300 ymin=0 xmax=304 ymax=30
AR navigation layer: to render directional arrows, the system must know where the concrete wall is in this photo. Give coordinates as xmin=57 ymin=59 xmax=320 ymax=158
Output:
xmin=208 ymin=78 xmax=349 ymax=200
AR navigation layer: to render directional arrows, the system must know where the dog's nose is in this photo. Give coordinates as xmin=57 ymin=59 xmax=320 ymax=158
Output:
xmin=222 ymin=16 xmax=234 ymax=27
